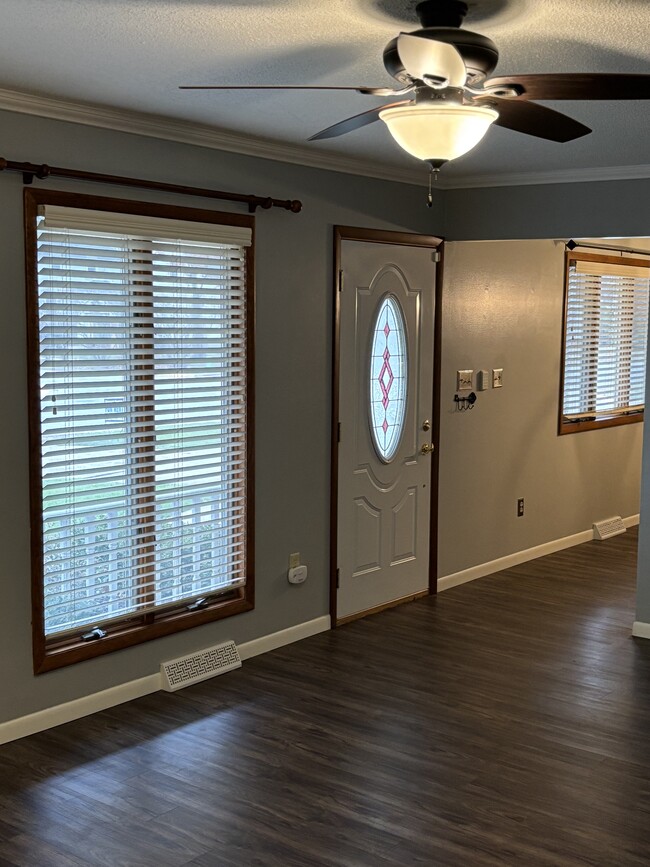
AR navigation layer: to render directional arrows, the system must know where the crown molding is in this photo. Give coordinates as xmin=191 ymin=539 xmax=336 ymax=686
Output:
xmin=0 ymin=87 xmax=424 ymax=187
xmin=440 ymin=163 xmax=650 ymax=189
xmin=1 ymin=87 xmax=649 ymax=192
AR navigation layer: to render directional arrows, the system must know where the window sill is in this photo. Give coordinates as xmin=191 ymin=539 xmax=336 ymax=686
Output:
xmin=558 ymin=412 xmax=644 ymax=435
xmin=35 ymin=590 xmax=254 ymax=674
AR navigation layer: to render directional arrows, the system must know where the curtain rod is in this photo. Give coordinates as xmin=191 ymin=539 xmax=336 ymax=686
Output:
xmin=0 ymin=157 xmax=302 ymax=214
xmin=566 ymin=238 xmax=650 ymax=257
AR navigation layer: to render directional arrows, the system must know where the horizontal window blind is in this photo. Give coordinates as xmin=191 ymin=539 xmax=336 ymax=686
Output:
xmin=563 ymin=257 xmax=649 ymax=420
xmin=36 ymin=210 xmax=250 ymax=637
xmin=575 ymin=259 xmax=649 ymax=280
xmin=39 ymin=205 xmax=253 ymax=247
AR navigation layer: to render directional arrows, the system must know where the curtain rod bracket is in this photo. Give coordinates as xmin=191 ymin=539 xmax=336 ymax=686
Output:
xmin=249 ymin=196 xmax=273 ymax=213
xmin=0 ymin=156 xmax=302 ymax=214
xmin=248 ymin=196 xmax=302 ymax=213
xmin=13 ymin=161 xmax=52 ymax=185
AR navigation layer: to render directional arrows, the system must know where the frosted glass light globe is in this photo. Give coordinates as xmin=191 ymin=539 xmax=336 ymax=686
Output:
xmin=379 ymin=103 xmax=498 ymax=163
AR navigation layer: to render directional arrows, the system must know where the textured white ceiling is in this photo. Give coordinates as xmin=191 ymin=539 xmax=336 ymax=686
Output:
xmin=0 ymin=0 xmax=649 ymax=184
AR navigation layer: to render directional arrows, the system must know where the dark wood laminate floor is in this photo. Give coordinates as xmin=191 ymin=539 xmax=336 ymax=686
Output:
xmin=1 ymin=530 xmax=649 ymax=866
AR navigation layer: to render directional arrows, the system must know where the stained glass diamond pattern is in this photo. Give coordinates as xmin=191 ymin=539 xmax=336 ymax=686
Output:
xmin=379 ymin=347 xmax=394 ymax=410
xmin=369 ymin=295 xmax=408 ymax=462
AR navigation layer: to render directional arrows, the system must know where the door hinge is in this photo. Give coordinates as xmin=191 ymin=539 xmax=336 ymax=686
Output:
xmin=336 ymin=568 xmax=340 ymax=589
xmin=338 ymin=268 xmax=343 ymax=292
xmin=337 ymin=421 xmax=341 ymax=442
xmin=432 ymin=249 xmax=441 ymax=263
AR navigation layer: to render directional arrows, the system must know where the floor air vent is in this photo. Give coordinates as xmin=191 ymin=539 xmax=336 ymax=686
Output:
xmin=161 ymin=640 xmax=241 ymax=692
xmin=593 ymin=516 xmax=626 ymax=541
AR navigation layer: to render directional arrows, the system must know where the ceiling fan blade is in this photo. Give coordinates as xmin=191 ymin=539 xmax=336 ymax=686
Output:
xmin=475 ymin=96 xmax=591 ymax=142
xmin=179 ymin=85 xmax=402 ymax=95
xmin=485 ymin=73 xmax=650 ymax=101
xmin=396 ymin=33 xmax=466 ymax=87
xmin=308 ymin=100 xmax=412 ymax=141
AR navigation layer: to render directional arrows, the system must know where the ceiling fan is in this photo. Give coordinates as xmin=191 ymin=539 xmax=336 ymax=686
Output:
xmin=180 ymin=0 xmax=650 ymax=175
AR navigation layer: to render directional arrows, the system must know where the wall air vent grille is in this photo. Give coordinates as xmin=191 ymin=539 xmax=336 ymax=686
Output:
xmin=593 ymin=516 xmax=626 ymax=541
xmin=161 ymin=641 xmax=241 ymax=691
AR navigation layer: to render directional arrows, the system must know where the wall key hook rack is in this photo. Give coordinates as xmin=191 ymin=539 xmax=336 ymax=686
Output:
xmin=455 ymin=391 xmax=477 ymax=411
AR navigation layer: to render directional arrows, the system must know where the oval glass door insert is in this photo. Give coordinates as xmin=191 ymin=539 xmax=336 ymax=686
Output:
xmin=369 ymin=294 xmax=408 ymax=461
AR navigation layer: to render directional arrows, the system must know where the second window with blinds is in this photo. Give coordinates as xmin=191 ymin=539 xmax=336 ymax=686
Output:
xmin=25 ymin=190 xmax=255 ymax=672
xmin=560 ymin=250 xmax=649 ymax=435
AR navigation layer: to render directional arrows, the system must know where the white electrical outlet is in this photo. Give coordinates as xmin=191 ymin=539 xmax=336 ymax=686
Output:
xmin=492 ymin=368 xmax=503 ymax=388
xmin=288 ymin=565 xmax=308 ymax=585
xmin=457 ymin=369 xmax=473 ymax=390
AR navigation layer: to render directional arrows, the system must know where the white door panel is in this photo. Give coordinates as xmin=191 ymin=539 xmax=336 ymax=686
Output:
xmin=392 ymin=486 xmax=418 ymax=564
xmin=353 ymin=497 xmax=381 ymax=575
xmin=337 ymin=238 xmax=437 ymax=620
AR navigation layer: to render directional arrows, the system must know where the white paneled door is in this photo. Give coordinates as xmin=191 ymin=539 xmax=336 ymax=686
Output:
xmin=335 ymin=233 xmax=439 ymax=622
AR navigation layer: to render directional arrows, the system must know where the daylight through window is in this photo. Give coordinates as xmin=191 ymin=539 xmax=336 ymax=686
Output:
xmin=560 ymin=251 xmax=649 ymax=434
xmin=26 ymin=193 xmax=254 ymax=671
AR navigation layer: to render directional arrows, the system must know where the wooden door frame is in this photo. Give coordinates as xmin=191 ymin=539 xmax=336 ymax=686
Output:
xmin=330 ymin=226 xmax=444 ymax=626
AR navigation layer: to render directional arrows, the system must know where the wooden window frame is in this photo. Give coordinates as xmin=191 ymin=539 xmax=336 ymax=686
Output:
xmin=559 ymin=250 xmax=647 ymax=436
xmin=25 ymin=188 xmax=256 ymax=673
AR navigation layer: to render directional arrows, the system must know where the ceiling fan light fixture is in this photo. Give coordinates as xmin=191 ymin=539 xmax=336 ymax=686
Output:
xmin=379 ymin=102 xmax=498 ymax=163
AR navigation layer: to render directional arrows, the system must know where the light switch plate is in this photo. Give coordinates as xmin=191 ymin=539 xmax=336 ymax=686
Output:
xmin=457 ymin=369 xmax=473 ymax=390
xmin=492 ymin=368 xmax=503 ymax=388
xmin=476 ymin=370 xmax=489 ymax=391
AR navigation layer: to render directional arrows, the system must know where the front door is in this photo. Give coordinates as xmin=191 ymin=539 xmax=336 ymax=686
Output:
xmin=334 ymin=229 xmax=440 ymax=624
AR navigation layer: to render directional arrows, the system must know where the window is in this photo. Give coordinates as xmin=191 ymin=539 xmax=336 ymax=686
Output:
xmin=560 ymin=251 xmax=650 ymax=434
xmin=25 ymin=190 xmax=255 ymax=672
xmin=369 ymin=294 xmax=408 ymax=461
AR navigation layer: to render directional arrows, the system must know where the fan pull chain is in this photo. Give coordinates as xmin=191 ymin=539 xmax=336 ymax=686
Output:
xmin=427 ymin=167 xmax=439 ymax=208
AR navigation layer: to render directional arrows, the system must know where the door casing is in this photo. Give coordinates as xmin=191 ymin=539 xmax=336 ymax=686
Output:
xmin=330 ymin=226 xmax=444 ymax=626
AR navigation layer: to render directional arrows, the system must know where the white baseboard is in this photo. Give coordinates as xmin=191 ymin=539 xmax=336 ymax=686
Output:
xmin=0 ymin=615 xmax=331 ymax=746
xmin=238 ymin=615 xmax=330 ymax=661
xmin=0 ymin=673 xmax=162 ymax=747
xmin=632 ymin=621 xmax=650 ymax=640
xmin=438 ymin=513 xmax=640 ymax=593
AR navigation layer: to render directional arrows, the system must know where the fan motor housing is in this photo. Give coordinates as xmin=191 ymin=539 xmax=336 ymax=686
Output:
xmin=384 ymin=27 xmax=499 ymax=83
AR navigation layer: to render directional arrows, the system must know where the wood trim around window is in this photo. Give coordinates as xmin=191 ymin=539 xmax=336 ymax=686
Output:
xmin=558 ymin=250 xmax=647 ymax=436
xmin=24 ymin=188 xmax=256 ymax=673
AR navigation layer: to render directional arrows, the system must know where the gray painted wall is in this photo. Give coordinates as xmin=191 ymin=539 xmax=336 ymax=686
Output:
xmin=2 ymin=108 xmax=649 ymax=726
xmin=0 ymin=109 xmax=438 ymax=723
xmin=635 ymin=245 xmax=650 ymax=625
xmin=444 ymin=178 xmax=650 ymax=241
xmin=439 ymin=239 xmax=642 ymax=577
xmin=442 ymin=182 xmax=650 ymax=625
xmin=637 ymin=372 xmax=650 ymax=624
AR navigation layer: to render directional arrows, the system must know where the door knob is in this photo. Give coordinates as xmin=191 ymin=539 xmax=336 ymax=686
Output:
xmin=420 ymin=442 xmax=434 ymax=455
xmin=422 ymin=419 xmax=431 ymax=431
